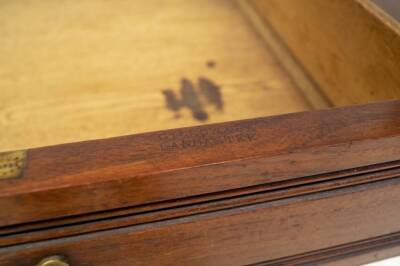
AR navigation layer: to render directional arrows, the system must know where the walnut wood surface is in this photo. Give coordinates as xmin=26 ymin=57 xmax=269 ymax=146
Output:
xmin=2 ymin=159 xmax=400 ymax=247
xmin=2 ymin=178 xmax=400 ymax=265
xmin=1 ymin=100 xmax=400 ymax=229
xmin=5 ymin=161 xmax=400 ymax=251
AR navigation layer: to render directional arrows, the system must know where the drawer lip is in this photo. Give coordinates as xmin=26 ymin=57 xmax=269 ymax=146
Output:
xmin=1 ymin=100 xmax=400 ymax=227
xmin=2 ymin=159 xmax=400 ymax=246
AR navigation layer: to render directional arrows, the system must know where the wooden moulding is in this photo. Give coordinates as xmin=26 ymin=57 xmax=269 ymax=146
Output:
xmin=3 ymin=173 xmax=400 ymax=265
xmin=1 ymin=101 xmax=400 ymax=231
xmin=1 ymin=159 xmax=400 ymax=248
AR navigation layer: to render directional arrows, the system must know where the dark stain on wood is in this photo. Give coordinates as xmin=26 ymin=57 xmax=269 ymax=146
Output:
xmin=180 ymin=78 xmax=208 ymax=121
xmin=198 ymin=76 xmax=223 ymax=110
xmin=162 ymin=75 xmax=222 ymax=121
xmin=206 ymin=60 xmax=216 ymax=68
xmin=162 ymin=89 xmax=182 ymax=119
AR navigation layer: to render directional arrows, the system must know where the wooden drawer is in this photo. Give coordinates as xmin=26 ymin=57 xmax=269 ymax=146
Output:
xmin=0 ymin=0 xmax=400 ymax=265
xmin=3 ymin=178 xmax=400 ymax=265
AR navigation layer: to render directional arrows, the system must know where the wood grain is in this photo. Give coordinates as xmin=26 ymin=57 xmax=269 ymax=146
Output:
xmin=0 ymin=0 xmax=311 ymax=152
xmin=237 ymin=0 xmax=331 ymax=110
xmin=1 ymin=100 xmax=400 ymax=228
xmin=1 ymin=1 xmax=400 ymax=265
xmin=2 ymin=160 xmax=400 ymax=247
xmin=256 ymin=231 xmax=400 ymax=265
xmin=2 ymin=178 xmax=400 ymax=265
xmin=249 ymin=0 xmax=400 ymax=106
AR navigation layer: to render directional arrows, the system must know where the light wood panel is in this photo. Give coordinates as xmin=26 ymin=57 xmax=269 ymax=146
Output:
xmin=238 ymin=0 xmax=331 ymax=110
xmin=0 ymin=0 xmax=311 ymax=151
xmin=249 ymin=0 xmax=400 ymax=106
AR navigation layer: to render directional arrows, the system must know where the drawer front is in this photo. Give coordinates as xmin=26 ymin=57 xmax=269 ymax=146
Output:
xmin=2 ymin=178 xmax=400 ymax=266
xmin=2 ymin=101 xmax=400 ymax=228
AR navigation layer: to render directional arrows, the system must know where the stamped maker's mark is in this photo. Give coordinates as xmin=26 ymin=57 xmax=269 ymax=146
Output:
xmin=159 ymin=126 xmax=257 ymax=152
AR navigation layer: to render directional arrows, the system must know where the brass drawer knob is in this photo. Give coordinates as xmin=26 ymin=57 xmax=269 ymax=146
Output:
xmin=37 ymin=255 xmax=69 ymax=266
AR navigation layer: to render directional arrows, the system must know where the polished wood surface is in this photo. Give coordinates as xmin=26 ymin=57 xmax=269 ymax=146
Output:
xmin=2 ymin=159 xmax=400 ymax=247
xmin=1 ymin=101 xmax=400 ymax=228
xmin=3 ymin=178 xmax=400 ymax=265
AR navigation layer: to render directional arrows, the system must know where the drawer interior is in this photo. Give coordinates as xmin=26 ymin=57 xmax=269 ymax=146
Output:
xmin=0 ymin=0 xmax=399 ymax=151
xmin=1 ymin=2 xmax=400 ymax=263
